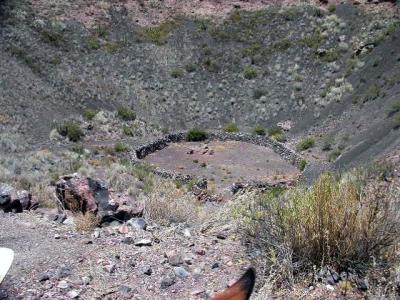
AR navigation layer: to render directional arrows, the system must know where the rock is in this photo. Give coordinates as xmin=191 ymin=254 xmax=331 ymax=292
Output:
xmin=143 ymin=267 xmax=152 ymax=275
xmin=54 ymin=234 xmax=61 ymax=239
xmin=211 ymin=262 xmax=219 ymax=269
xmin=118 ymin=285 xmax=132 ymax=293
xmin=55 ymin=174 xmax=142 ymax=224
xmin=118 ymin=223 xmax=129 ymax=234
xmin=14 ymin=190 xmax=32 ymax=210
xmin=356 ymin=277 xmax=369 ymax=291
xmin=174 ymin=266 xmax=190 ymax=279
xmin=160 ymin=274 xmax=176 ymax=289
xmin=66 ymin=290 xmax=79 ymax=299
xmin=104 ymin=263 xmax=116 ymax=273
xmin=0 ymin=184 xmax=13 ymax=206
xmin=56 ymin=266 xmax=72 ymax=279
xmin=81 ymin=275 xmax=92 ymax=285
xmin=38 ymin=273 xmax=50 ymax=282
xmin=326 ymin=271 xmax=340 ymax=285
xmin=57 ymin=280 xmax=69 ymax=289
xmin=326 ymin=284 xmax=334 ymax=291
xmin=48 ymin=213 xmax=66 ymax=224
xmin=135 ymin=239 xmax=152 ymax=246
xmin=166 ymin=251 xmax=183 ymax=266
xmin=122 ymin=237 xmax=135 ymax=245
xmin=127 ymin=217 xmax=147 ymax=230
xmin=194 ymin=248 xmax=206 ymax=256
xmin=93 ymin=229 xmax=100 ymax=238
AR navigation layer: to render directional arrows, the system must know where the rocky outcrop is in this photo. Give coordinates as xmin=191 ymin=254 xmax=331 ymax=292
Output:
xmin=0 ymin=183 xmax=32 ymax=213
xmin=55 ymin=174 xmax=143 ymax=223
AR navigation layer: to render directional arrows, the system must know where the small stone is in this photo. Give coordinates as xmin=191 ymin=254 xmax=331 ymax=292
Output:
xmin=135 ymin=239 xmax=152 ymax=246
xmin=194 ymin=248 xmax=206 ymax=256
xmin=56 ymin=267 xmax=72 ymax=279
xmin=83 ymin=239 xmax=93 ymax=245
xmin=182 ymin=228 xmax=191 ymax=237
xmin=57 ymin=280 xmax=69 ymax=289
xmin=326 ymin=284 xmax=334 ymax=291
xmin=118 ymin=285 xmax=132 ymax=293
xmin=104 ymin=263 xmax=116 ymax=273
xmin=160 ymin=274 xmax=176 ymax=289
xmin=67 ymin=290 xmax=79 ymax=299
xmin=118 ymin=223 xmax=129 ymax=234
xmin=38 ymin=273 xmax=50 ymax=282
xmin=93 ymin=229 xmax=100 ymax=238
xmin=143 ymin=267 xmax=152 ymax=276
xmin=122 ymin=236 xmax=134 ymax=244
xmin=127 ymin=218 xmax=147 ymax=230
xmin=211 ymin=262 xmax=219 ymax=269
xmin=54 ymin=234 xmax=61 ymax=239
xmin=81 ymin=275 xmax=92 ymax=285
xmin=174 ymin=266 xmax=189 ymax=279
xmin=166 ymin=252 xmax=183 ymax=266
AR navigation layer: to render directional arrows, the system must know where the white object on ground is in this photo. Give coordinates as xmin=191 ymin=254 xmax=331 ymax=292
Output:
xmin=0 ymin=248 xmax=14 ymax=284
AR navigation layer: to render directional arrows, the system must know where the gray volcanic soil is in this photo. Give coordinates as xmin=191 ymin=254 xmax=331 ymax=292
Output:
xmin=0 ymin=1 xmax=399 ymax=169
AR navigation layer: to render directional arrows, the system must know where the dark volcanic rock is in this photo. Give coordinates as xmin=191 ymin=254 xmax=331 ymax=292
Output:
xmin=55 ymin=174 xmax=142 ymax=223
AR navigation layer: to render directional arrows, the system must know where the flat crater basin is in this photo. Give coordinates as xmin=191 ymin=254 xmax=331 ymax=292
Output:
xmin=144 ymin=140 xmax=299 ymax=192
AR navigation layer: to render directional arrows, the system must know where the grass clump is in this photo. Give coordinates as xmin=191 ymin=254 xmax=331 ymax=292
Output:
xmin=297 ymin=137 xmax=315 ymax=151
xmin=186 ymin=128 xmax=207 ymax=142
xmin=242 ymin=66 xmax=257 ymax=79
xmin=268 ymin=127 xmax=286 ymax=142
xmin=241 ymin=170 xmax=400 ymax=288
xmin=185 ymin=63 xmax=197 ymax=73
xmin=387 ymin=101 xmax=400 ymax=117
xmin=40 ymin=28 xmax=64 ymax=47
xmin=75 ymin=212 xmax=99 ymax=232
xmin=300 ymin=29 xmax=323 ymax=50
xmin=298 ymin=159 xmax=307 ymax=171
xmin=83 ymin=109 xmax=97 ymax=120
xmin=87 ymin=36 xmax=101 ymax=50
xmin=143 ymin=20 xmax=176 ymax=45
xmin=272 ymin=38 xmax=292 ymax=51
xmin=393 ymin=112 xmax=400 ymax=129
xmin=57 ymin=120 xmax=84 ymax=142
xmin=123 ymin=125 xmax=135 ymax=136
xmin=223 ymin=123 xmax=239 ymax=133
xmin=319 ymin=49 xmax=339 ymax=62
xmin=117 ymin=106 xmax=136 ymax=121
xmin=328 ymin=4 xmax=336 ymax=13
xmin=114 ymin=142 xmax=129 ymax=153
xmin=253 ymin=126 xmax=266 ymax=136
xmin=170 ymin=68 xmax=184 ymax=78
xmin=253 ymin=89 xmax=267 ymax=99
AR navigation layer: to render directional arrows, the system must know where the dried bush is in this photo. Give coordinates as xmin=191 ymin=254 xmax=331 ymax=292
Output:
xmin=143 ymin=180 xmax=200 ymax=225
xmin=240 ymin=170 xmax=400 ymax=288
xmin=75 ymin=212 xmax=99 ymax=232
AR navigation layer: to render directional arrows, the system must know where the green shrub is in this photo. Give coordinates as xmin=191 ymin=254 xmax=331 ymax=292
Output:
xmin=117 ymin=106 xmax=136 ymax=121
xmin=253 ymin=126 xmax=266 ymax=136
xmin=363 ymin=84 xmax=381 ymax=103
xmin=57 ymin=120 xmax=84 ymax=142
xmin=300 ymin=29 xmax=323 ymax=50
xmin=273 ymin=38 xmax=292 ymax=51
xmin=241 ymin=171 xmax=400 ymax=285
xmin=171 ymin=68 xmax=184 ymax=78
xmin=186 ymin=128 xmax=208 ymax=142
xmin=223 ymin=123 xmax=239 ymax=133
xmin=40 ymin=29 xmax=64 ymax=46
xmin=299 ymin=159 xmax=307 ymax=171
xmin=253 ymin=89 xmax=267 ymax=99
xmin=388 ymin=101 xmax=400 ymax=117
xmin=297 ymin=137 xmax=315 ymax=151
xmin=143 ymin=20 xmax=176 ymax=45
xmin=123 ymin=125 xmax=135 ymax=136
xmin=114 ymin=142 xmax=129 ymax=152
xmin=319 ymin=49 xmax=339 ymax=62
xmin=83 ymin=109 xmax=97 ymax=120
xmin=242 ymin=66 xmax=257 ymax=79
xmin=267 ymin=127 xmax=283 ymax=137
xmin=393 ymin=112 xmax=400 ymax=129
xmin=87 ymin=36 xmax=101 ymax=50
xmin=185 ymin=64 xmax=197 ymax=73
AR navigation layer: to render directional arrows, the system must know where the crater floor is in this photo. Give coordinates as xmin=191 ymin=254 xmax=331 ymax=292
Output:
xmin=144 ymin=140 xmax=299 ymax=192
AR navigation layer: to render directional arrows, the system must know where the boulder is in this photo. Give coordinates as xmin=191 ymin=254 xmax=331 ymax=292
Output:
xmin=55 ymin=174 xmax=143 ymax=224
xmin=0 ymin=184 xmax=32 ymax=213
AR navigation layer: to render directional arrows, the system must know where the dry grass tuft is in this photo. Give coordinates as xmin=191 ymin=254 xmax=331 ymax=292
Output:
xmin=239 ymin=167 xmax=400 ymax=289
xmin=75 ymin=212 xmax=99 ymax=232
xmin=143 ymin=179 xmax=201 ymax=225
